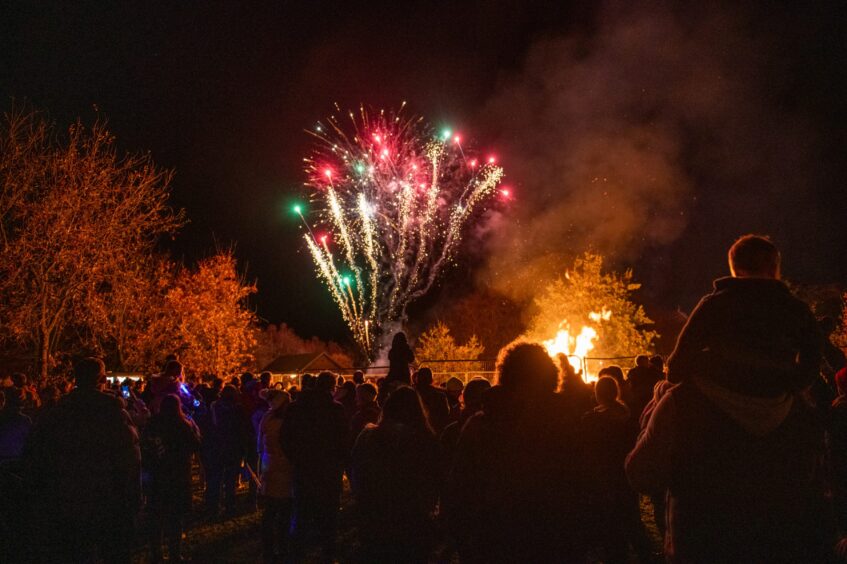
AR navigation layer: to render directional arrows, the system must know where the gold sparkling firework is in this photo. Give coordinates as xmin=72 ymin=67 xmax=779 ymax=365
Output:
xmin=299 ymin=105 xmax=507 ymax=358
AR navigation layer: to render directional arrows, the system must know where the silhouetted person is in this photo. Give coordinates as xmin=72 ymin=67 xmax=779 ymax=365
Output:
xmin=149 ymin=360 xmax=182 ymax=414
xmin=557 ymin=353 xmax=594 ymax=422
xmin=444 ymin=376 xmax=464 ymax=424
xmin=26 ymin=358 xmax=140 ymax=563
xmin=628 ymin=235 xmax=829 ymax=562
xmin=668 ymin=234 xmax=822 ymax=396
xmin=626 ymin=354 xmax=663 ymax=421
xmin=649 ymin=355 xmax=665 ymax=376
xmin=579 ymin=377 xmax=651 ymax=563
xmin=414 ymin=367 xmax=450 ymax=434
xmin=350 ymin=383 xmax=380 ymax=443
xmin=257 ymin=389 xmax=293 ymax=563
xmin=598 ymin=365 xmax=626 ymax=389
xmin=334 ymin=380 xmax=358 ymax=423
xmin=143 ymin=394 xmax=201 ymax=562
xmin=830 ymin=368 xmax=847 ymax=533
xmin=207 ymin=384 xmax=250 ymax=516
xmin=351 ymin=386 xmax=442 ymax=562
xmin=440 ymin=377 xmax=491 ymax=465
xmin=0 ymin=388 xmax=32 ymax=463
xmin=387 ymin=332 xmax=415 ymax=385
xmin=352 ymin=370 xmax=365 ymax=385
xmin=448 ymin=341 xmax=586 ymax=562
xmin=281 ymin=371 xmax=347 ymax=560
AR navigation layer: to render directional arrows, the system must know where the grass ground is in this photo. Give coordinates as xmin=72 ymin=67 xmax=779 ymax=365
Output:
xmin=131 ymin=474 xmax=662 ymax=563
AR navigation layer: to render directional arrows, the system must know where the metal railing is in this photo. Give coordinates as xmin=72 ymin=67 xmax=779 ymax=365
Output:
xmin=271 ymin=355 xmax=650 ymax=387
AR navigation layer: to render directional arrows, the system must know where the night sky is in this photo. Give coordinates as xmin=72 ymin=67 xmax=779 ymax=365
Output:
xmin=3 ymin=1 xmax=846 ymax=346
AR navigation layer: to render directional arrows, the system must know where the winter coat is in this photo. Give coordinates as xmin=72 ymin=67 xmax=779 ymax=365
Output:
xmin=447 ymin=386 xmax=587 ymax=562
xmin=350 ymin=401 xmax=381 ymax=444
xmin=142 ymin=413 xmax=201 ymax=512
xmin=579 ymin=402 xmax=637 ymax=497
xmin=257 ymin=408 xmax=293 ymax=499
xmin=280 ymin=389 xmax=348 ymax=495
xmin=387 ymin=343 xmax=414 ymax=384
xmin=351 ymin=421 xmax=442 ymax=532
xmin=210 ymin=398 xmax=251 ymax=466
xmin=415 ymin=384 xmax=450 ymax=433
xmin=0 ymin=407 xmax=32 ymax=462
xmin=148 ymin=375 xmax=179 ymax=414
xmin=25 ymin=387 xmax=141 ymax=521
xmin=829 ymin=395 xmax=847 ymax=529
xmin=626 ymin=365 xmax=663 ymax=419
xmin=626 ymin=380 xmax=830 ymax=563
xmin=668 ymin=277 xmax=822 ymax=397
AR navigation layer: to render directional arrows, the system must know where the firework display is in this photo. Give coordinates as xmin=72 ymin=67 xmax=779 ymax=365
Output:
xmin=295 ymin=104 xmax=506 ymax=358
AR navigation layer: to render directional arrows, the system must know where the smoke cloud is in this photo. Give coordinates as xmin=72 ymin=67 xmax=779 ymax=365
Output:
xmin=478 ymin=4 xmax=822 ymax=301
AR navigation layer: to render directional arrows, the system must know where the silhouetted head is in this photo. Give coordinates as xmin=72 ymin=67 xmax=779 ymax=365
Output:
xmin=301 ymin=373 xmax=315 ymax=390
xmin=220 ymin=384 xmax=239 ymax=403
xmin=650 ymin=355 xmax=664 ymax=372
xmin=352 ymin=370 xmax=365 ymax=385
xmin=381 ymin=385 xmax=432 ymax=435
xmin=40 ymin=384 xmax=60 ymax=406
xmin=391 ymin=332 xmax=408 ymax=349
xmin=160 ymin=394 xmax=184 ymax=420
xmin=595 ymin=376 xmax=622 ymax=407
xmin=598 ymin=365 xmax=625 ymax=386
xmin=462 ymin=378 xmax=492 ymax=411
xmin=260 ymin=388 xmax=290 ymax=411
xmin=728 ymin=234 xmax=780 ymax=279
xmin=212 ymin=377 xmax=223 ymax=391
xmin=445 ymin=377 xmax=464 ymax=399
xmin=415 ymin=367 xmax=434 ymax=386
xmin=315 ymin=371 xmax=337 ymax=393
xmin=163 ymin=360 xmax=183 ymax=381
xmin=635 ymin=355 xmax=650 ymax=368
xmin=356 ymin=383 xmax=377 ymax=405
xmin=336 ymin=380 xmax=356 ymax=401
xmin=3 ymin=387 xmax=23 ymax=410
xmin=496 ymin=340 xmax=558 ymax=396
xmin=259 ymin=371 xmax=272 ymax=387
xmin=75 ymin=357 xmax=106 ymax=389
xmin=10 ymin=372 xmax=27 ymax=388
xmin=240 ymin=372 xmax=255 ymax=388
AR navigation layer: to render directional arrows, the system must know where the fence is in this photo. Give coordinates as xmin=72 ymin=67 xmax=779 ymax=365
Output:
xmin=329 ymin=355 xmax=647 ymax=386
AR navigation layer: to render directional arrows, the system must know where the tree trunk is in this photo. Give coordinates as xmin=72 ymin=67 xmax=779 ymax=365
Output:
xmin=38 ymin=329 xmax=50 ymax=384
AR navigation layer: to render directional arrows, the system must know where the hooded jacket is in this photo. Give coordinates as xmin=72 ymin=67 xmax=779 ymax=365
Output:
xmin=626 ymin=380 xmax=829 ymax=563
xmin=668 ymin=277 xmax=822 ymax=398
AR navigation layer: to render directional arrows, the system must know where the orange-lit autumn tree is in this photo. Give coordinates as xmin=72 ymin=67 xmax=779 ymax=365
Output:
xmin=415 ymin=321 xmax=485 ymax=374
xmin=166 ymin=250 xmax=257 ymax=377
xmin=0 ymin=110 xmax=183 ymax=380
xmin=82 ymin=254 xmax=179 ymax=372
xmin=528 ymin=252 xmax=656 ymax=359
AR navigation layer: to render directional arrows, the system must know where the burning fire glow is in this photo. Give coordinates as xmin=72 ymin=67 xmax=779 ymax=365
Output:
xmin=542 ymin=309 xmax=611 ymax=383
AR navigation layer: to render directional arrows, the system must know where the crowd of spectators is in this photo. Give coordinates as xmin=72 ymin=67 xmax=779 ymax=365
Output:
xmin=0 ymin=234 xmax=846 ymax=563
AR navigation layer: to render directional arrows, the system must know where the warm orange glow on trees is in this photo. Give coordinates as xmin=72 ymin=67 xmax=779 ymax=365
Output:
xmin=166 ymin=250 xmax=257 ymax=377
xmin=415 ymin=321 xmax=485 ymax=373
xmin=0 ymin=110 xmax=183 ymax=380
xmin=528 ymin=253 xmax=657 ymax=363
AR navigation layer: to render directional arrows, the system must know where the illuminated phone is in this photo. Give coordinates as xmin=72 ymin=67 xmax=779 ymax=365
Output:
xmin=121 ymin=385 xmax=130 ymax=399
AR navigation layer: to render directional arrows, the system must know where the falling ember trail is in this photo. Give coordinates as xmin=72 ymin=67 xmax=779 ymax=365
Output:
xmin=299 ymin=105 xmax=506 ymax=359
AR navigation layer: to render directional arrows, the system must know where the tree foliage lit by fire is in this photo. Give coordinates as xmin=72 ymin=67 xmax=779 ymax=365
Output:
xmin=528 ymin=252 xmax=657 ymax=367
xmin=415 ymin=321 xmax=485 ymax=374
xmin=0 ymin=110 xmax=257 ymax=379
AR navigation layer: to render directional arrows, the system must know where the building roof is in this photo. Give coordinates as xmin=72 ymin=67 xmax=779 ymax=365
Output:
xmin=262 ymin=351 xmax=344 ymax=374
